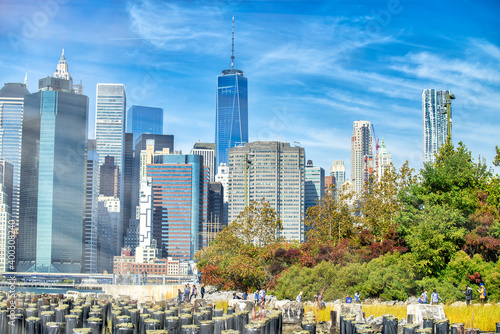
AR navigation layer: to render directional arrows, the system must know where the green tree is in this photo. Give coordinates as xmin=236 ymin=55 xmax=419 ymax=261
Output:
xmin=305 ymin=185 xmax=356 ymax=244
xmin=415 ymin=142 xmax=491 ymax=218
xmin=195 ymin=227 xmax=268 ymax=290
xmin=230 ymin=198 xmax=283 ymax=247
xmin=404 ymin=204 xmax=466 ymax=277
xmin=360 ymin=164 xmax=411 ymax=242
xmin=494 ymin=145 xmax=500 ymax=167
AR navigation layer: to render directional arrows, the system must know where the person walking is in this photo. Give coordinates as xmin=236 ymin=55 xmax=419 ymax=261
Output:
xmin=463 ymin=285 xmax=473 ymax=306
xmin=296 ymin=291 xmax=303 ymax=303
xmin=430 ymin=289 xmax=442 ymax=304
xmin=184 ymin=284 xmax=190 ymax=303
xmin=200 ymin=285 xmax=205 ymax=299
xmin=477 ymin=283 xmax=487 ymax=303
xmin=191 ymin=285 xmax=198 ymax=301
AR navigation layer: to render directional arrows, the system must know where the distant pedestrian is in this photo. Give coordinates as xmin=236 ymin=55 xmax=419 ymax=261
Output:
xmin=463 ymin=285 xmax=473 ymax=306
xmin=191 ymin=285 xmax=197 ymax=301
xmin=431 ymin=289 xmax=442 ymax=304
xmin=177 ymin=289 xmax=183 ymax=304
xmin=296 ymin=291 xmax=303 ymax=303
xmin=345 ymin=294 xmax=352 ymax=303
xmin=254 ymin=290 xmax=259 ymax=304
xmin=314 ymin=291 xmax=319 ymax=304
xmin=201 ymin=285 xmax=205 ymax=299
xmin=259 ymin=288 xmax=266 ymax=310
xmin=354 ymin=291 xmax=360 ymax=303
xmin=233 ymin=292 xmax=241 ymax=300
xmin=477 ymin=283 xmax=487 ymax=303
xmin=419 ymin=290 xmax=428 ymax=304
xmin=242 ymin=291 xmax=248 ymax=300
xmin=184 ymin=284 xmax=190 ymax=302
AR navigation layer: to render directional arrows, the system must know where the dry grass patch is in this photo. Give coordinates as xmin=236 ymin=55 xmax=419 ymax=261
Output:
xmin=302 ymin=304 xmax=500 ymax=331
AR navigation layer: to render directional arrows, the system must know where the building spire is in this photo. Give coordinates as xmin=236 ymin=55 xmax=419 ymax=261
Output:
xmin=231 ymin=17 xmax=235 ymax=69
xmin=24 ymin=66 xmax=28 ymax=89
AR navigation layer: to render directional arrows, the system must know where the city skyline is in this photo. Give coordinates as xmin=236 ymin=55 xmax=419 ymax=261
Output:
xmin=1 ymin=0 xmax=499 ymax=176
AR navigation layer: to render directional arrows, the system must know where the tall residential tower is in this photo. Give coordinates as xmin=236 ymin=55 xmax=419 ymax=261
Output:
xmin=351 ymin=121 xmax=372 ymax=195
xmin=422 ymin=89 xmax=451 ymax=164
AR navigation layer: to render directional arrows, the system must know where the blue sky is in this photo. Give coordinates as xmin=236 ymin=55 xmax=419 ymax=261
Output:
xmin=1 ymin=0 xmax=499 ymax=177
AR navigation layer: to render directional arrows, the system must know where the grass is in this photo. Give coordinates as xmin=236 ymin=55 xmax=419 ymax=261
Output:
xmin=214 ymin=300 xmax=229 ymax=313
xmin=303 ymin=304 xmax=500 ymax=332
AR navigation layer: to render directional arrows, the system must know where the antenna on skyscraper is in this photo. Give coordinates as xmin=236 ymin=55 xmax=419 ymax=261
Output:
xmin=231 ymin=17 xmax=235 ymax=69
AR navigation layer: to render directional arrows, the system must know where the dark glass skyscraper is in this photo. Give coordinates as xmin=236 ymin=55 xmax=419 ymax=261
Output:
xmin=126 ymin=105 xmax=164 ymax=142
xmin=17 ymin=54 xmax=88 ymax=273
xmin=216 ymin=18 xmax=248 ymax=168
xmin=0 ymin=83 xmax=30 ymax=225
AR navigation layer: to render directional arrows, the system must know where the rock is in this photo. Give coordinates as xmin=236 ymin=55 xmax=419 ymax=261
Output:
xmin=228 ymin=300 xmax=254 ymax=313
xmin=332 ymin=303 xmax=364 ymax=324
xmin=275 ymin=300 xmax=303 ymax=324
xmin=366 ymin=316 xmax=383 ymax=332
xmin=406 ymin=296 xmax=419 ymax=305
xmin=406 ymin=304 xmax=446 ymax=326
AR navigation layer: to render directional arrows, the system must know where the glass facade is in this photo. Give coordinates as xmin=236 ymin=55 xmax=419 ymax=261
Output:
xmin=95 ymin=84 xmax=126 ymax=171
xmin=0 ymin=83 xmax=30 ymax=225
xmin=216 ymin=70 xmax=248 ymax=168
xmin=422 ymin=89 xmax=450 ymax=164
xmin=126 ymin=105 xmax=164 ymax=142
xmin=147 ymin=154 xmax=208 ymax=260
xmin=18 ymin=90 xmax=88 ymax=273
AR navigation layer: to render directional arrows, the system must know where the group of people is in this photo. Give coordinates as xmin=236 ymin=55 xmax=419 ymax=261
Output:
xmin=296 ymin=290 xmax=361 ymax=306
xmin=177 ymin=283 xmax=206 ymax=304
xmin=419 ymin=283 xmax=487 ymax=305
xmin=463 ymin=283 xmax=487 ymax=305
xmin=419 ymin=289 xmax=443 ymax=304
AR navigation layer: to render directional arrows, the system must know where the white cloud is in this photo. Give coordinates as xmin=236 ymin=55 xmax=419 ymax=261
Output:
xmin=126 ymin=0 xmax=226 ymax=52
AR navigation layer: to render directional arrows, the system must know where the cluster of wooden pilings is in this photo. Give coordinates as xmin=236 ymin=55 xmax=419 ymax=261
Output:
xmin=0 ymin=291 xmax=288 ymax=334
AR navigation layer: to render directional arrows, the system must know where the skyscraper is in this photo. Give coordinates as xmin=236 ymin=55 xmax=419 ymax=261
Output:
xmin=84 ymin=142 xmax=99 ymax=273
xmin=330 ymin=160 xmax=346 ymax=191
xmin=351 ymin=121 xmax=372 ymax=195
xmin=18 ymin=52 xmax=88 ymax=273
xmin=422 ymin=89 xmax=451 ymax=164
xmin=0 ymin=160 xmax=13 ymax=272
xmin=375 ymin=139 xmax=392 ymax=182
xmin=95 ymin=84 xmax=126 ymax=171
xmin=216 ymin=18 xmax=248 ymax=168
xmin=147 ymin=154 xmax=209 ymax=260
xmin=228 ymin=141 xmax=305 ymax=241
xmin=126 ymin=105 xmax=164 ymax=142
xmin=191 ymin=142 xmax=216 ymax=182
xmin=0 ymin=82 xmax=30 ymax=225
xmin=100 ymin=156 xmax=120 ymax=197
xmin=305 ymin=160 xmax=324 ymax=238
xmin=215 ymin=163 xmax=229 ymax=226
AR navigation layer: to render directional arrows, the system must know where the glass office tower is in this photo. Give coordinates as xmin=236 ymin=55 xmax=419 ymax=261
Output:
xmin=126 ymin=105 xmax=164 ymax=142
xmin=0 ymin=83 xmax=30 ymax=225
xmin=18 ymin=79 xmax=88 ymax=273
xmin=216 ymin=70 xmax=248 ymax=168
xmin=147 ymin=154 xmax=209 ymax=260
xmin=95 ymin=84 xmax=126 ymax=171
